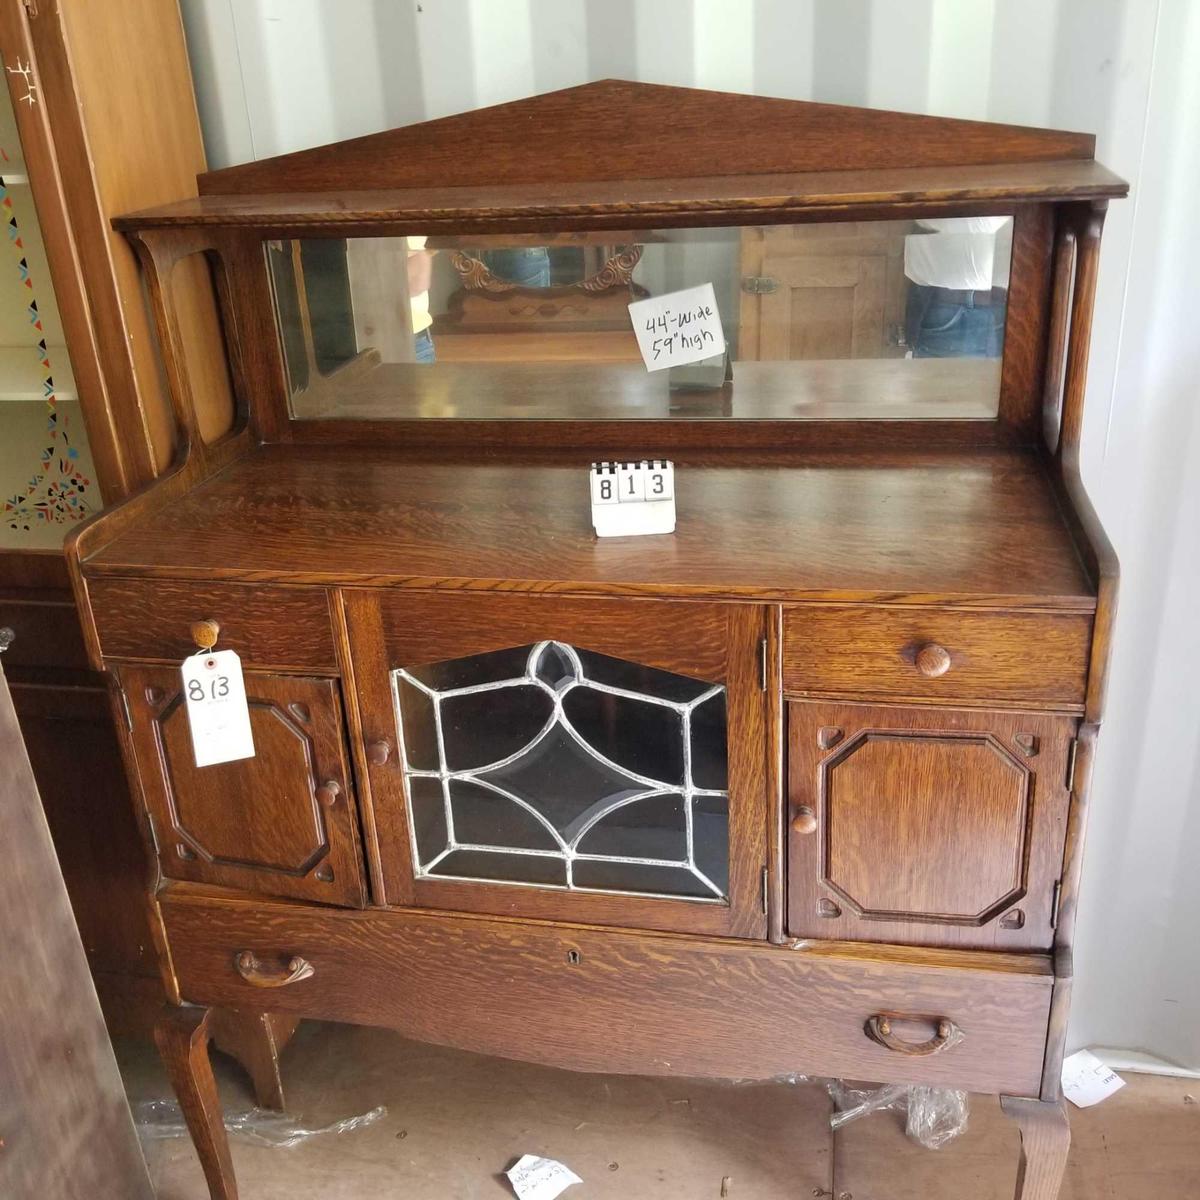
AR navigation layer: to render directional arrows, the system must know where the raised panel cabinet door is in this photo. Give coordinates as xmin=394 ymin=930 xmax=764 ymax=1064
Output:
xmin=342 ymin=590 xmax=770 ymax=939
xmin=121 ymin=665 xmax=366 ymax=907
xmin=787 ymin=701 xmax=1076 ymax=951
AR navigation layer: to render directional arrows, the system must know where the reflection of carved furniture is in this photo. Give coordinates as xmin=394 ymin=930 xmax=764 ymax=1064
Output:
xmin=72 ymin=80 xmax=1126 ymax=1199
xmin=432 ymin=235 xmax=645 ymax=362
xmin=739 ymin=222 xmax=913 ymax=359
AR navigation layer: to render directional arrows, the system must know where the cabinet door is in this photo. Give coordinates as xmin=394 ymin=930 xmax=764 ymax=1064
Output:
xmin=344 ymin=591 xmax=769 ymax=938
xmin=787 ymin=702 xmax=1075 ymax=951
xmin=122 ymin=665 xmax=366 ymax=907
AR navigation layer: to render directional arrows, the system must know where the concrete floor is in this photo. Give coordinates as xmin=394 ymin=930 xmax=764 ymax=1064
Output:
xmin=118 ymin=1021 xmax=1199 ymax=1200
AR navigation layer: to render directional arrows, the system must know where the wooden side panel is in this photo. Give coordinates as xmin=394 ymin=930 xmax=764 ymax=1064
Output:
xmin=0 ymin=668 xmax=154 ymax=1200
xmin=787 ymin=702 xmax=1076 ymax=951
xmin=122 ymin=665 xmax=367 ymax=907
xmin=160 ymin=893 xmax=1053 ymax=1097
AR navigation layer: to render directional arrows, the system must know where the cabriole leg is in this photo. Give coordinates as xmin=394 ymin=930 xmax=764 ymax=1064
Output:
xmin=154 ymin=1005 xmax=238 ymax=1200
xmin=1000 ymin=1096 xmax=1071 ymax=1200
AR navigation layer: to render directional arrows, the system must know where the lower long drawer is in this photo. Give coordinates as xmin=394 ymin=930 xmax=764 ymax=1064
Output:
xmin=160 ymin=893 xmax=1053 ymax=1096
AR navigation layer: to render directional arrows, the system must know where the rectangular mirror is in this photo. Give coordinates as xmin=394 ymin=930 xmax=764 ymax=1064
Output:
xmin=270 ymin=216 xmax=1013 ymax=422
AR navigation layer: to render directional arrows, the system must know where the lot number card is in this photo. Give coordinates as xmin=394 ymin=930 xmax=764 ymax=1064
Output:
xmin=181 ymin=648 xmax=256 ymax=768
xmin=590 ymin=460 xmax=675 ymax=537
xmin=628 ymin=283 xmax=723 ymax=371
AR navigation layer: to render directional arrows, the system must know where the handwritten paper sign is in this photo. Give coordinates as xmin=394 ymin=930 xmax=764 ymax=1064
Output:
xmin=628 ymin=283 xmax=724 ymax=371
xmin=1060 ymin=1049 xmax=1125 ymax=1108
xmin=505 ymin=1155 xmax=581 ymax=1200
xmin=181 ymin=649 xmax=255 ymax=768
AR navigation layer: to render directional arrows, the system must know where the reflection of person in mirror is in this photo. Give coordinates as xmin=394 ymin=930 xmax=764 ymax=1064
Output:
xmin=407 ymin=236 xmax=436 ymax=362
xmin=903 ymin=217 xmax=1012 ymax=358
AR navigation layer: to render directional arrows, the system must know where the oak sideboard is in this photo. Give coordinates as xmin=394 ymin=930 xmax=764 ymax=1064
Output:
xmin=66 ymin=81 xmax=1126 ymax=1200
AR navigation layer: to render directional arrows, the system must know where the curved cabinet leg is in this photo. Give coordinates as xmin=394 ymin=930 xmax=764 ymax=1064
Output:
xmin=1001 ymin=1097 xmax=1071 ymax=1200
xmin=211 ymin=1010 xmax=301 ymax=1111
xmin=154 ymin=1006 xmax=238 ymax=1200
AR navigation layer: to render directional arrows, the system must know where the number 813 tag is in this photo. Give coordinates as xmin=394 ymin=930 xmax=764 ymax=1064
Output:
xmin=181 ymin=648 xmax=255 ymax=768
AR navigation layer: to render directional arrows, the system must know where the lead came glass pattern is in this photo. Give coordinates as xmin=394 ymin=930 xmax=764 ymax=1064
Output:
xmin=392 ymin=641 xmax=730 ymax=902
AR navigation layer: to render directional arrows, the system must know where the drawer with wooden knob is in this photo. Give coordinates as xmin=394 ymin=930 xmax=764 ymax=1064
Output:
xmin=781 ymin=604 xmax=1092 ymax=709
xmin=87 ymin=577 xmax=337 ymax=671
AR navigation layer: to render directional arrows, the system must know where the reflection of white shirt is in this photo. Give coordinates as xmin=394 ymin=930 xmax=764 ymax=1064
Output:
xmin=407 ymin=235 xmax=432 ymax=334
xmin=904 ymin=217 xmax=1012 ymax=291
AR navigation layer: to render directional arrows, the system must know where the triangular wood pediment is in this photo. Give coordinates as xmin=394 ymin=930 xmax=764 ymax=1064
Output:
xmin=197 ymin=79 xmax=1095 ymax=197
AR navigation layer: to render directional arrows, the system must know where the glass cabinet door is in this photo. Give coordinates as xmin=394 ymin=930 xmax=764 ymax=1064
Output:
xmin=0 ymin=74 xmax=97 ymax=551
xmin=344 ymin=591 xmax=769 ymax=939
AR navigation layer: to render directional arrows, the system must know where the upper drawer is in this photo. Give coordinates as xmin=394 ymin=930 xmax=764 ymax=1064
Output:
xmin=782 ymin=604 xmax=1092 ymax=708
xmin=88 ymin=578 xmax=337 ymax=672
xmin=0 ymin=595 xmax=89 ymax=672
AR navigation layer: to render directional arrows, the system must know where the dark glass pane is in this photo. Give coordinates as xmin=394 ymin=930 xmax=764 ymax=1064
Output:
xmin=406 ymin=645 xmax=533 ymax=691
xmin=430 ymin=849 xmax=566 ymax=887
xmin=689 ymin=690 xmax=729 ymax=791
xmin=408 ymin=776 xmax=449 ymax=867
xmin=450 ymin=779 xmax=560 ymax=851
xmin=572 ymin=859 xmax=714 ymax=899
xmin=562 ymin=687 xmax=684 ymax=786
xmin=574 ymin=792 xmax=688 ymax=862
xmin=575 ymin=648 xmax=713 ymax=703
xmin=396 ymin=677 xmax=439 ymax=771
xmin=440 ymin=684 xmax=554 ymax=772
xmin=478 ymin=724 xmax=644 ymax=841
xmin=692 ymin=795 xmax=730 ymax=896
xmin=531 ymin=642 xmax=580 ymax=690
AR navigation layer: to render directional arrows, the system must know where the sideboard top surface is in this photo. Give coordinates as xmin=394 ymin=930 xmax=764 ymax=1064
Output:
xmin=84 ymin=445 xmax=1094 ymax=607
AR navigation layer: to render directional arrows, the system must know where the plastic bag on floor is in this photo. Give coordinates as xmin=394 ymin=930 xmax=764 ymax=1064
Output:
xmin=133 ymin=1098 xmax=386 ymax=1148
xmin=826 ymin=1080 xmax=968 ymax=1150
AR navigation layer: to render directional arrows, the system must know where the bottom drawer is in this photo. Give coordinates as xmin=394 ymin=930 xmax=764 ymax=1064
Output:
xmin=161 ymin=894 xmax=1053 ymax=1096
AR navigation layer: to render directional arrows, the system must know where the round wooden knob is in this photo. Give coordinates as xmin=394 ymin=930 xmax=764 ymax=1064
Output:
xmin=365 ymin=739 xmax=391 ymax=766
xmin=915 ymin=643 xmax=952 ymax=678
xmin=791 ymin=806 xmax=818 ymax=835
xmin=191 ymin=618 xmax=220 ymax=651
xmin=315 ymin=780 xmax=341 ymax=807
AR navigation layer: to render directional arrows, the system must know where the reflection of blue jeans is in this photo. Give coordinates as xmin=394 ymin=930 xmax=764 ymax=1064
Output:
xmin=906 ymin=285 xmax=1006 ymax=358
xmin=414 ymin=329 xmax=435 ymax=363
xmin=481 ymin=247 xmax=552 ymax=288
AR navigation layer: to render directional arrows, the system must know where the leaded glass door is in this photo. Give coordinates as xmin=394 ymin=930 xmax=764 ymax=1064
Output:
xmin=345 ymin=591 xmax=769 ymax=939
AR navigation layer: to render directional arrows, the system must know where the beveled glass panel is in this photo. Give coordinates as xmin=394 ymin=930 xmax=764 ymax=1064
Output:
xmin=276 ymin=217 xmax=1013 ymax=423
xmin=392 ymin=641 xmax=729 ymax=901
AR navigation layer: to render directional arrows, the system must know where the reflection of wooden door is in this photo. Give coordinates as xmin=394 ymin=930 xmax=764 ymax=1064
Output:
xmin=758 ymin=255 xmax=886 ymax=360
xmin=344 ymin=590 xmax=769 ymax=939
xmin=739 ymin=223 xmax=911 ymax=360
xmin=122 ymin=666 xmax=366 ymax=907
xmin=787 ymin=701 xmax=1075 ymax=951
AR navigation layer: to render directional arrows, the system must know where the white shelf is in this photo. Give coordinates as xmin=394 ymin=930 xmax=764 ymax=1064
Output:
xmin=0 ymin=344 xmax=76 ymax=401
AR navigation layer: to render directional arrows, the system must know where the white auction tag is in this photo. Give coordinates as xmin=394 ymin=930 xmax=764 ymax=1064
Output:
xmin=505 ymin=1155 xmax=581 ymax=1200
xmin=1060 ymin=1049 xmax=1125 ymax=1108
xmin=628 ymin=282 xmax=723 ymax=371
xmin=181 ymin=649 xmax=255 ymax=768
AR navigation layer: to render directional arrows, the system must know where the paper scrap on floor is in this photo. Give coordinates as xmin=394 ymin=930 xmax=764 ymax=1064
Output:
xmin=1061 ymin=1049 xmax=1126 ymax=1108
xmin=505 ymin=1154 xmax=582 ymax=1200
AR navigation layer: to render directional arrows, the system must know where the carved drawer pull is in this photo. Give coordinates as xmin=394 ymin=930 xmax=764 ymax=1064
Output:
xmin=865 ymin=1013 xmax=960 ymax=1056
xmin=791 ymin=806 xmax=818 ymax=835
xmin=191 ymin=618 xmax=221 ymax=651
xmin=234 ymin=950 xmax=315 ymax=988
xmin=914 ymin=643 xmax=952 ymax=678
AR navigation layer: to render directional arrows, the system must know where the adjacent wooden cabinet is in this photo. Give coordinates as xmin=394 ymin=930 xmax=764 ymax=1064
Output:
xmin=67 ymin=81 xmax=1125 ymax=1200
